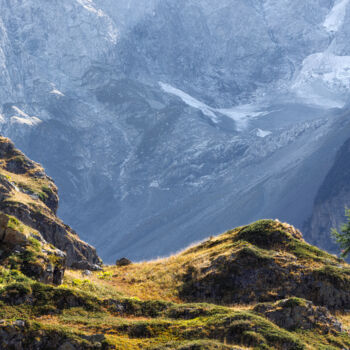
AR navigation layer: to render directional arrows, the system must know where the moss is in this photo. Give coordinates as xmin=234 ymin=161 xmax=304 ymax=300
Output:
xmin=28 ymin=237 xmax=41 ymax=252
xmin=289 ymin=240 xmax=340 ymax=263
xmin=38 ymin=192 xmax=47 ymax=201
xmin=128 ymin=322 xmax=157 ymax=338
xmin=235 ymin=245 xmax=274 ymax=265
xmin=0 ymin=268 xmax=30 ymax=285
xmin=41 ymin=185 xmax=54 ymax=197
xmin=16 ymin=182 xmax=33 ymax=193
xmin=150 ymin=340 xmax=236 ymax=349
xmin=242 ymin=330 xmax=266 ymax=346
xmin=166 ymin=304 xmax=228 ymax=320
xmin=20 ymin=249 xmax=37 ymax=264
xmin=48 ymin=253 xmax=64 ymax=268
xmin=31 ymin=282 xmax=101 ymax=311
xmin=234 ymin=220 xmax=293 ymax=250
xmin=0 ymin=281 xmax=32 ymax=302
xmin=312 ymin=265 xmax=350 ymax=289
xmin=277 ymin=297 xmax=307 ymax=308
xmin=7 ymin=215 xmax=24 ymax=233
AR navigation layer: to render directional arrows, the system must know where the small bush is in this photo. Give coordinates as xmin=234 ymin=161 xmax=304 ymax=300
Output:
xmin=72 ymin=279 xmax=91 ymax=287
xmin=97 ymin=271 xmax=113 ymax=280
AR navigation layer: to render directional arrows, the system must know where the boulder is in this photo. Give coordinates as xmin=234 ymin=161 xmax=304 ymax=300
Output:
xmin=71 ymin=260 xmax=102 ymax=271
xmin=116 ymin=257 xmax=132 ymax=267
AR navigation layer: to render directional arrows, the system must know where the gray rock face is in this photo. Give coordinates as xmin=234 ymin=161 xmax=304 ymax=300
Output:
xmin=1 ymin=0 xmax=350 ymax=261
xmin=307 ymin=136 xmax=350 ymax=254
xmin=0 ymin=137 xmax=100 ymax=270
xmin=0 ymin=321 xmax=110 ymax=350
xmin=254 ymin=298 xmax=343 ymax=332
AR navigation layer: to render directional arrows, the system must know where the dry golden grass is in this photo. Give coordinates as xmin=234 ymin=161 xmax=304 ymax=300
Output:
xmin=69 ymin=242 xmax=218 ymax=302
xmin=62 ymin=220 xmax=347 ymax=309
xmin=334 ymin=312 xmax=350 ymax=331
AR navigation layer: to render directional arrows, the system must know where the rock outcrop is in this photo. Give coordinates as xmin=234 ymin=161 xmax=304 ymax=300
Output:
xmin=115 ymin=257 xmax=132 ymax=267
xmin=0 ymin=137 xmax=101 ymax=276
xmin=0 ymin=212 xmax=66 ymax=284
xmin=0 ymin=320 xmax=112 ymax=350
xmin=180 ymin=220 xmax=350 ymax=310
xmin=254 ymin=298 xmax=343 ymax=333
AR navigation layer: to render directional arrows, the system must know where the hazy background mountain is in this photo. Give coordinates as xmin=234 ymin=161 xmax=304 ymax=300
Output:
xmin=1 ymin=0 xmax=350 ymax=261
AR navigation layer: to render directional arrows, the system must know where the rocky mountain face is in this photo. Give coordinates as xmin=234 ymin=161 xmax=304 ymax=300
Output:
xmin=1 ymin=0 xmax=350 ymax=261
xmin=307 ymin=136 xmax=350 ymax=253
xmin=0 ymin=137 xmax=101 ymax=284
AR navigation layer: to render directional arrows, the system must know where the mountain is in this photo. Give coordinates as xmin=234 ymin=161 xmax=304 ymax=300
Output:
xmin=1 ymin=0 xmax=350 ymax=261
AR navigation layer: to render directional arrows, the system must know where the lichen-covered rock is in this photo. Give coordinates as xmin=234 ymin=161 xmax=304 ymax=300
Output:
xmin=0 ymin=320 xmax=112 ymax=349
xmin=180 ymin=220 xmax=350 ymax=310
xmin=0 ymin=137 xmax=101 ymax=269
xmin=0 ymin=282 xmax=99 ymax=311
xmin=71 ymin=260 xmax=103 ymax=271
xmin=254 ymin=298 xmax=343 ymax=333
xmin=0 ymin=213 xmax=28 ymax=245
xmin=0 ymin=214 xmax=66 ymax=284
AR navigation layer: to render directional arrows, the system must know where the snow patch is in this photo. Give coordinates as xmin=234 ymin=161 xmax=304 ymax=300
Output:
xmin=159 ymin=82 xmax=266 ymax=130
xmin=256 ymin=129 xmax=272 ymax=138
xmin=159 ymin=82 xmax=219 ymax=123
xmin=12 ymin=106 xmax=29 ymax=118
xmin=11 ymin=116 xmax=42 ymax=126
xmin=50 ymin=88 xmax=65 ymax=97
xmin=76 ymin=0 xmax=104 ymax=16
xmin=292 ymin=52 xmax=350 ymax=107
xmin=10 ymin=107 xmax=42 ymax=126
xmin=324 ymin=0 xmax=350 ymax=33
xmin=75 ymin=0 xmax=118 ymax=43
xmin=217 ymin=105 xmax=266 ymax=131
xmin=150 ymin=180 xmax=160 ymax=188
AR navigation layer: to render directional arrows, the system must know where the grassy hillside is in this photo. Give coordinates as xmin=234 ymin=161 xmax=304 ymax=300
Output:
xmin=2 ymin=219 xmax=350 ymax=349
xmin=1 ymin=136 xmax=350 ymax=349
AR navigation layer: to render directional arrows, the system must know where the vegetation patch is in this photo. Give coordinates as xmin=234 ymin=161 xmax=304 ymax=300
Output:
xmin=233 ymin=220 xmax=294 ymax=250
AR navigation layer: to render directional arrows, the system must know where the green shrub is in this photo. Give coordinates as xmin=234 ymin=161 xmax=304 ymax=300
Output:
xmin=97 ymin=271 xmax=113 ymax=280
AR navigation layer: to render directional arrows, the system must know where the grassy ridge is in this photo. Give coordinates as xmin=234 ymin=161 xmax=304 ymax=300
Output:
xmin=1 ymin=220 xmax=350 ymax=348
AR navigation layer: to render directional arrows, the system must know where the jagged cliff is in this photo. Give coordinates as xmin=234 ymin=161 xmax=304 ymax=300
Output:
xmin=0 ymin=136 xmax=101 ymax=285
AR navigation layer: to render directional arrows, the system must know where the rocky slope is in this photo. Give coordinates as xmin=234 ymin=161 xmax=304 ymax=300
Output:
xmin=2 ymin=0 xmax=350 ymax=261
xmin=0 ymin=136 xmax=101 ymax=282
xmin=2 ymin=216 xmax=350 ymax=349
xmin=307 ymin=136 xmax=350 ymax=254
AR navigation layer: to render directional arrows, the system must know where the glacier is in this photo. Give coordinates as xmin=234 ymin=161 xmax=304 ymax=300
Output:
xmin=323 ymin=0 xmax=350 ymax=33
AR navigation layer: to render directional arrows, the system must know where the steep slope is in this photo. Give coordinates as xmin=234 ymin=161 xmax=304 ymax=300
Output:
xmin=2 ymin=219 xmax=350 ymax=349
xmin=307 ymin=136 xmax=350 ymax=254
xmin=98 ymin=220 xmax=350 ymax=310
xmin=0 ymin=136 xmax=101 ymax=272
